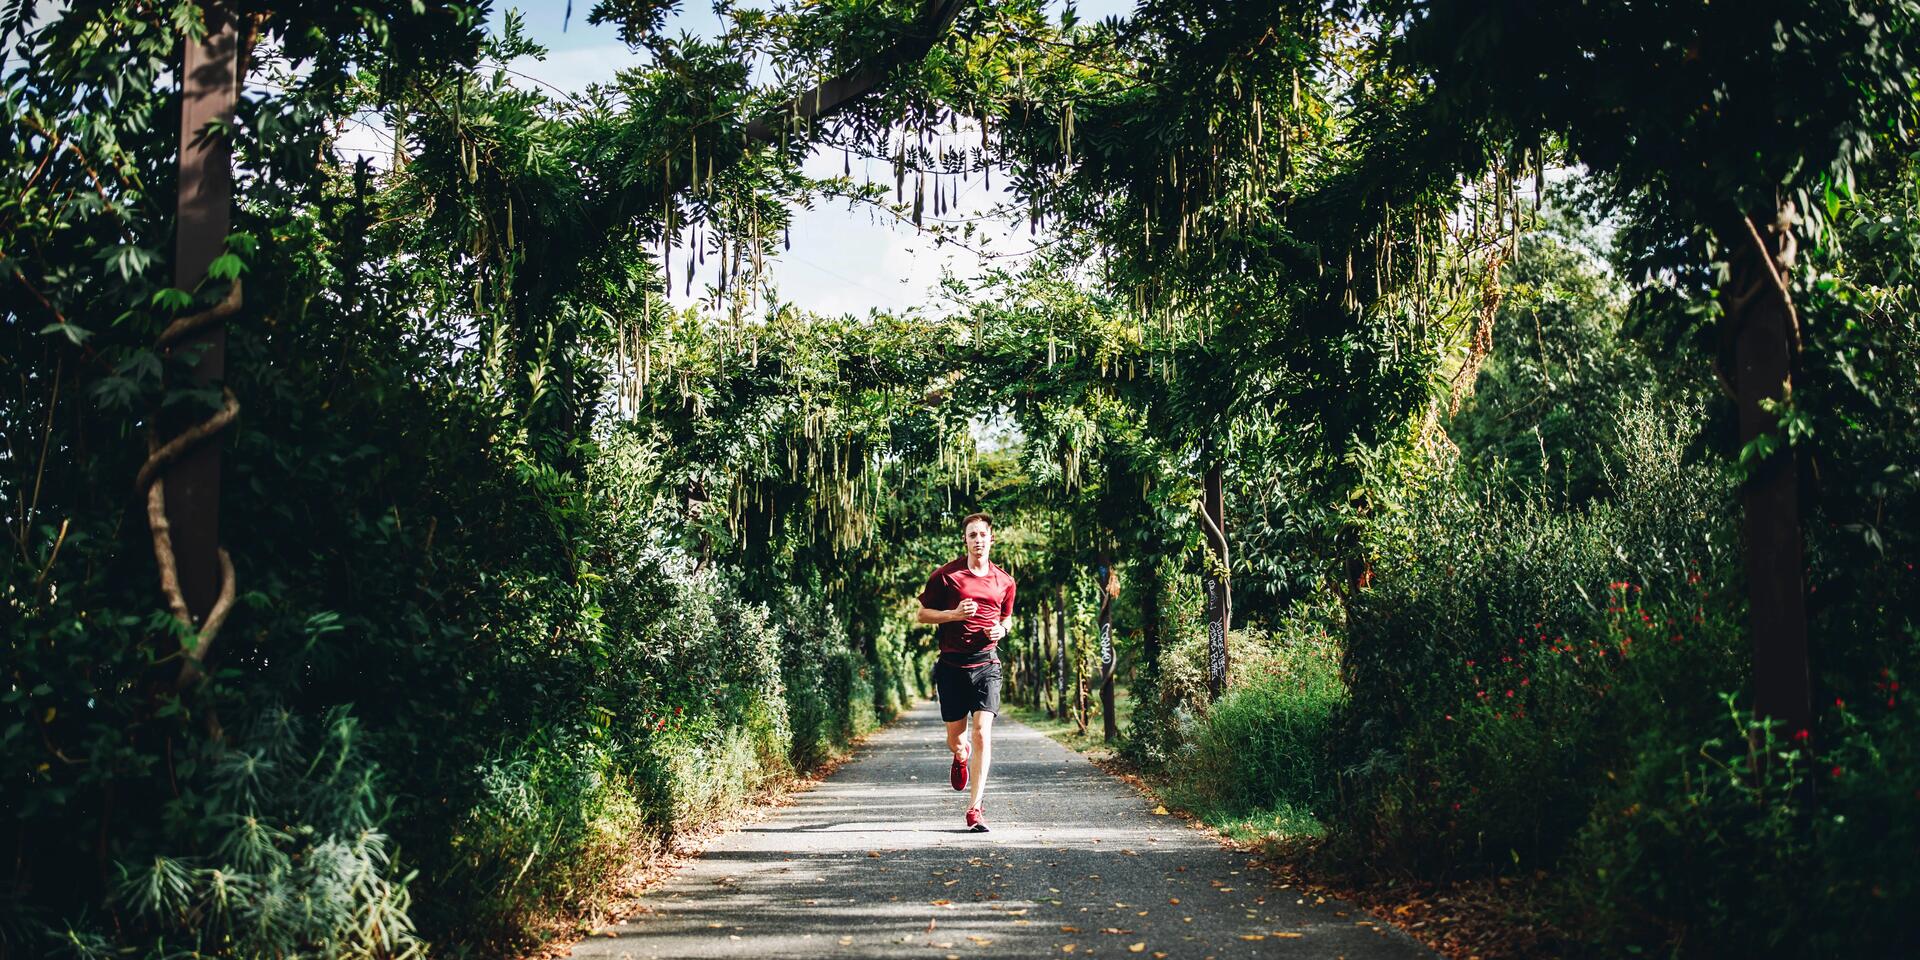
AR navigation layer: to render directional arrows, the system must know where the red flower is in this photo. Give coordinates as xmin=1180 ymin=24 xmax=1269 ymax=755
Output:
xmin=1505 ymin=689 xmax=1515 ymax=698
xmin=1830 ymin=766 xmax=1844 ymax=780
xmin=1792 ymin=729 xmax=1811 ymax=742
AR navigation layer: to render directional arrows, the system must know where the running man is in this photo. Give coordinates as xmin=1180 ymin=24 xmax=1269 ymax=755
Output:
xmin=916 ymin=512 xmax=1015 ymax=832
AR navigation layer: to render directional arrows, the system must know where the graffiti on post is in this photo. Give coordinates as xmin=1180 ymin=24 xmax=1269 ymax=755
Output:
xmin=1205 ymin=576 xmax=1226 ymax=694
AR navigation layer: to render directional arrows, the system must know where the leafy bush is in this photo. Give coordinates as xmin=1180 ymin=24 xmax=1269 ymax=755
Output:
xmin=64 ymin=707 xmax=422 ymax=960
xmin=1167 ymin=605 xmax=1346 ymax=834
xmin=1566 ymin=673 xmax=1920 ymax=959
xmin=1334 ymin=392 xmax=1738 ymax=870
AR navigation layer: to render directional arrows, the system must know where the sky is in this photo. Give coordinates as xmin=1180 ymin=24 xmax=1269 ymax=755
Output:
xmin=331 ymin=1 xmax=1139 ymax=319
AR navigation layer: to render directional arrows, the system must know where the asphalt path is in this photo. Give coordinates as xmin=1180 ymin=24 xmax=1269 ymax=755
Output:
xmin=565 ymin=700 xmax=1436 ymax=960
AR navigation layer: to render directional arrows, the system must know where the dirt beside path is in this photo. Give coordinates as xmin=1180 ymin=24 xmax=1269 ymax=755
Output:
xmin=563 ymin=700 xmax=1436 ymax=959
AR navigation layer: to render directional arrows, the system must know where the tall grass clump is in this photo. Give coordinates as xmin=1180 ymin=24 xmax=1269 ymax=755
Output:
xmin=1166 ymin=603 xmax=1347 ymax=839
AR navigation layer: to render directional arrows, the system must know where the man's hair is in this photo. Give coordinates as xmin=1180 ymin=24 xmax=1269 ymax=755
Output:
xmin=961 ymin=512 xmax=993 ymax=533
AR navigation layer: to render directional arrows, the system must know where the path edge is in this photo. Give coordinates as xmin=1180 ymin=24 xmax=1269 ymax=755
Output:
xmin=1000 ymin=702 xmax=1494 ymax=960
xmin=521 ymin=700 xmax=926 ymax=960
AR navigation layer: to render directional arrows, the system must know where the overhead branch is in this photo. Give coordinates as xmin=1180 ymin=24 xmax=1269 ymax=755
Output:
xmin=741 ymin=0 xmax=970 ymax=149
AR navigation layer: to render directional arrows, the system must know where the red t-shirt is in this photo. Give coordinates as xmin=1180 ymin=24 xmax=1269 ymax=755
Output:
xmin=918 ymin=558 xmax=1017 ymax=665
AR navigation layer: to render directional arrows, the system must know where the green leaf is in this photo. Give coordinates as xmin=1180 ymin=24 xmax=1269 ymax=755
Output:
xmin=152 ymin=288 xmax=194 ymax=311
xmin=39 ymin=322 xmax=92 ymax=345
xmin=205 ymin=253 xmax=247 ymax=281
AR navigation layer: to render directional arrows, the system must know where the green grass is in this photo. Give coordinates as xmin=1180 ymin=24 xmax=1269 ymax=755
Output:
xmin=1011 ymin=673 xmax=1333 ymax=849
xmin=1190 ymin=801 xmax=1326 ymax=846
xmin=1002 ymin=684 xmax=1135 ymax=757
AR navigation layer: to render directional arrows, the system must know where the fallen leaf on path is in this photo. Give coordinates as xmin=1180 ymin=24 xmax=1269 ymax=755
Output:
xmin=1101 ymin=927 xmax=1134 ymax=934
xmin=930 ymin=899 xmax=951 ymax=906
xmin=1152 ymin=806 xmax=1169 ymax=815
xmin=926 ymin=918 xmax=937 ymax=932
xmin=867 ymin=851 xmax=880 ymax=858
xmin=1240 ymin=934 xmax=1266 ymax=941
xmin=1271 ymin=932 xmax=1304 ymax=939
xmin=1061 ymin=945 xmax=1077 ymax=954
xmin=1128 ymin=944 xmax=1145 ymax=953
xmin=1167 ymin=898 xmax=1180 ymax=905
xmin=1058 ymin=925 xmax=1080 ymax=933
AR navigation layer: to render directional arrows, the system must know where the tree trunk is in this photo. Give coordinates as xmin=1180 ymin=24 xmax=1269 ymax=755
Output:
xmin=1056 ymin=585 xmax=1070 ymax=719
xmin=1201 ymin=454 xmax=1231 ymax=700
xmin=1724 ymin=205 xmax=1811 ymax=742
xmin=1077 ymin=670 xmax=1088 ymax=735
xmin=1097 ymin=560 xmax=1118 ymax=742
xmin=1141 ymin=560 xmax=1162 ymax=685
xmin=1030 ymin=611 xmax=1043 ymax=709
xmin=167 ymin=6 xmax=242 ymax=623
xmin=1041 ymin=605 xmax=1056 ymax=718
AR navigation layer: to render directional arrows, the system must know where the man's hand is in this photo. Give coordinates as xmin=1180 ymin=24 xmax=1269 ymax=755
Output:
xmin=955 ymin=599 xmax=979 ymax=619
xmin=987 ymin=620 xmax=1009 ymax=642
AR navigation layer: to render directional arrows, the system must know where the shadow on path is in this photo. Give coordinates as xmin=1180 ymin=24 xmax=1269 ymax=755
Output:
xmin=565 ymin=701 xmax=1434 ymax=959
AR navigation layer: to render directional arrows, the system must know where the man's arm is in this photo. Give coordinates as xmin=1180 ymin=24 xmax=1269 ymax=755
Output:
xmin=918 ymin=600 xmax=976 ymax=624
xmin=988 ymin=581 xmax=1015 ymax=640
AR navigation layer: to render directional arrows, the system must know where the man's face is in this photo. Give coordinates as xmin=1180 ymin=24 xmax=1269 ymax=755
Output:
xmin=964 ymin=520 xmax=993 ymax=558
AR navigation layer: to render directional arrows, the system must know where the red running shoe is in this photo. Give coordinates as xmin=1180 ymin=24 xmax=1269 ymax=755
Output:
xmin=965 ymin=807 xmax=989 ymax=832
xmin=949 ymin=746 xmax=969 ymax=791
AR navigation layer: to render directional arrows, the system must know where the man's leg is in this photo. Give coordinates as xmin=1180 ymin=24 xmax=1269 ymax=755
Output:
xmin=967 ymin=710 xmax=994 ymax=810
xmin=946 ymin=717 xmax=970 ymax=761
